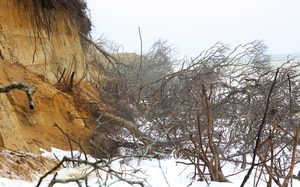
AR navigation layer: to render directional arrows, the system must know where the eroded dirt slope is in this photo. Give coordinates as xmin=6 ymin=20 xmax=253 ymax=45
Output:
xmin=0 ymin=59 xmax=94 ymax=155
xmin=0 ymin=0 xmax=88 ymax=81
xmin=0 ymin=0 xmax=112 ymax=182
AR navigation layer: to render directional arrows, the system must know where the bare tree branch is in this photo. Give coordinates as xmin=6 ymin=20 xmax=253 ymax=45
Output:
xmin=0 ymin=82 xmax=35 ymax=109
xmin=240 ymin=68 xmax=280 ymax=187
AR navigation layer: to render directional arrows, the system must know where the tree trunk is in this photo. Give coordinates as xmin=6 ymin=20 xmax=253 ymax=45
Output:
xmin=101 ymin=112 xmax=149 ymax=144
xmin=241 ymin=153 xmax=247 ymax=169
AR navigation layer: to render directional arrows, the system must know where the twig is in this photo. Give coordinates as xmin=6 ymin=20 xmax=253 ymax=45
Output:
xmin=37 ymin=156 xmax=146 ymax=187
xmin=58 ymin=68 xmax=66 ymax=83
xmin=240 ymin=68 xmax=280 ymax=187
xmin=287 ymin=74 xmax=292 ymax=114
xmin=53 ymin=123 xmax=87 ymax=162
xmin=0 ymin=49 xmax=4 ymax=60
xmin=68 ymin=71 xmax=75 ymax=91
xmin=136 ymin=26 xmax=143 ymax=83
xmin=282 ymin=127 xmax=300 ymax=187
xmin=78 ymin=31 xmax=128 ymax=82
xmin=36 ymin=157 xmax=67 ymax=187
xmin=53 ymin=153 xmax=66 ymax=168
xmin=226 ymin=169 xmax=248 ymax=178
xmin=158 ymin=158 xmax=171 ymax=187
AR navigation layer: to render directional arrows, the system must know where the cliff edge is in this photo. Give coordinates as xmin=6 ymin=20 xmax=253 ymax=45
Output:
xmin=0 ymin=0 xmax=99 ymax=155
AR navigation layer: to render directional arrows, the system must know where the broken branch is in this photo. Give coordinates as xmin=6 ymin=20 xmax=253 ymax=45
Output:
xmin=0 ymin=82 xmax=35 ymax=109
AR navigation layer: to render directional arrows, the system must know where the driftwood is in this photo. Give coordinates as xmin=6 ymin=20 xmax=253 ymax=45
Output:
xmin=0 ymin=82 xmax=35 ymax=109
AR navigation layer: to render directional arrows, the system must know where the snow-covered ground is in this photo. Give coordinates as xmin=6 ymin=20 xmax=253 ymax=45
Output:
xmin=0 ymin=147 xmax=299 ymax=187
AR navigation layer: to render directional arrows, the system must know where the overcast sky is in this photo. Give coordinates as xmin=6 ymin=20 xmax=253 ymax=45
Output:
xmin=86 ymin=0 xmax=300 ymax=58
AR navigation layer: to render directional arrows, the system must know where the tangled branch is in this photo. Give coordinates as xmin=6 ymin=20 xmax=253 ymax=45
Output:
xmin=240 ymin=68 xmax=280 ymax=187
xmin=36 ymin=156 xmax=146 ymax=187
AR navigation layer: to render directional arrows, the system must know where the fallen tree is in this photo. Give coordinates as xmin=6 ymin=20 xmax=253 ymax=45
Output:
xmin=78 ymin=34 xmax=300 ymax=184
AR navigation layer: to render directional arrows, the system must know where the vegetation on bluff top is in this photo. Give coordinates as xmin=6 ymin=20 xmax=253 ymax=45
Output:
xmin=17 ymin=0 xmax=91 ymax=36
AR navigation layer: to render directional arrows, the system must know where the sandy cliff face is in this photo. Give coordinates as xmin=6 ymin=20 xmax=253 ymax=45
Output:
xmin=0 ymin=0 xmax=99 ymax=154
xmin=0 ymin=0 xmax=107 ymax=182
xmin=0 ymin=57 xmax=103 ymax=181
xmin=0 ymin=0 xmax=88 ymax=81
xmin=0 ymin=0 xmax=131 ymax=181
xmin=0 ymin=59 xmax=93 ymax=154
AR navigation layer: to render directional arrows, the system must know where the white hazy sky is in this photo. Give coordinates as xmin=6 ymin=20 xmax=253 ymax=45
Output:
xmin=86 ymin=0 xmax=300 ymax=58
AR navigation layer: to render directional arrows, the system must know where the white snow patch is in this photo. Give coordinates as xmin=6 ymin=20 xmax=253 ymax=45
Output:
xmin=0 ymin=148 xmax=299 ymax=187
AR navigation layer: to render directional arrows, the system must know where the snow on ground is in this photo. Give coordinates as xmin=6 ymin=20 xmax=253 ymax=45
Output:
xmin=0 ymin=147 xmax=299 ymax=187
